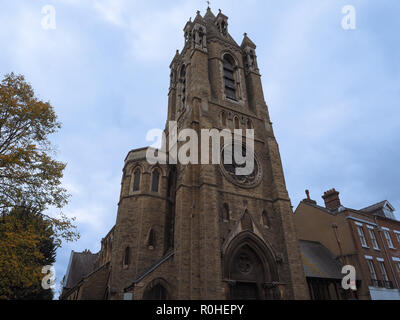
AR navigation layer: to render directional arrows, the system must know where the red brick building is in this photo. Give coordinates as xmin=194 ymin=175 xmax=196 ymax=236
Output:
xmin=361 ymin=201 xmax=400 ymax=297
xmin=294 ymin=189 xmax=400 ymax=300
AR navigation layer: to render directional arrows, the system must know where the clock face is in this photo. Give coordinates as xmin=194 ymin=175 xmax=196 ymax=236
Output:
xmin=220 ymin=143 xmax=262 ymax=188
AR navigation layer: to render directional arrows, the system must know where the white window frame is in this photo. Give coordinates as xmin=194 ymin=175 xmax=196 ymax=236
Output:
xmin=384 ymin=230 xmax=395 ymax=249
xmin=357 ymin=225 xmax=368 ymax=248
xmin=366 ymin=257 xmax=377 ymax=280
xmin=394 ymin=231 xmax=400 ymax=245
xmin=378 ymin=260 xmax=389 ymax=282
xmin=368 ymin=228 xmax=380 ymax=250
xmin=395 ymin=261 xmax=400 ymax=277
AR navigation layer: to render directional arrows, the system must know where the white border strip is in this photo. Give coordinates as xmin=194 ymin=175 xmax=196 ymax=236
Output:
xmin=346 ymin=216 xmax=377 ymax=227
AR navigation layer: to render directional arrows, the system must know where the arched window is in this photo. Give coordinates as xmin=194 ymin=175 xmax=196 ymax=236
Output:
xmin=133 ymin=169 xmax=141 ymax=192
xmin=262 ymin=210 xmax=270 ymax=228
xmin=220 ymin=111 xmax=227 ymax=127
xmin=223 ymin=55 xmax=237 ymax=100
xmin=180 ymin=65 xmax=186 ymax=108
xmin=234 ymin=116 xmax=240 ymax=130
xmin=151 ymin=169 xmax=160 ymax=193
xmin=144 ymin=284 xmax=168 ymax=300
xmin=166 ymin=166 xmax=177 ymax=251
xmin=247 ymin=119 xmax=253 ymax=130
xmin=222 ymin=203 xmax=230 ymax=221
xmin=124 ymin=247 xmax=130 ymax=266
xmin=148 ymin=228 xmax=156 ymax=249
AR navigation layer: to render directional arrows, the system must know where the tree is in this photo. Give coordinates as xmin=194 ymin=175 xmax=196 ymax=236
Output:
xmin=0 ymin=208 xmax=57 ymax=299
xmin=0 ymin=73 xmax=79 ymax=299
xmin=0 ymin=73 xmax=68 ymax=214
xmin=0 ymin=207 xmax=79 ymax=300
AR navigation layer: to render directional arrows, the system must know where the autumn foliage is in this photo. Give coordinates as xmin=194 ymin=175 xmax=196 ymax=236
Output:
xmin=0 ymin=73 xmax=69 ymax=213
xmin=0 ymin=73 xmax=79 ymax=299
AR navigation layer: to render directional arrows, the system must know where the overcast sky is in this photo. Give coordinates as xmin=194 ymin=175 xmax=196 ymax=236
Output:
xmin=1 ymin=0 xmax=399 ymax=298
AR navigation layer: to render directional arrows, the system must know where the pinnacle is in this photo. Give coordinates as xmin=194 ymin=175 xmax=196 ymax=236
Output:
xmin=241 ymin=32 xmax=256 ymax=49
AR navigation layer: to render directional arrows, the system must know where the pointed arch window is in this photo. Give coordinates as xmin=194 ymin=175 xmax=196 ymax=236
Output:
xmin=234 ymin=116 xmax=240 ymax=130
xmin=247 ymin=119 xmax=253 ymax=130
xmin=220 ymin=111 xmax=227 ymax=127
xmin=124 ymin=247 xmax=130 ymax=266
xmin=151 ymin=169 xmax=160 ymax=193
xmin=180 ymin=65 xmax=187 ymax=109
xmin=144 ymin=284 xmax=168 ymax=300
xmin=148 ymin=228 xmax=156 ymax=249
xmin=223 ymin=55 xmax=237 ymax=101
xmin=133 ymin=169 xmax=141 ymax=192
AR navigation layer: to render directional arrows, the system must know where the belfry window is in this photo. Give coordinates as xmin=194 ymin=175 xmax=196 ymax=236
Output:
xmin=180 ymin=65 xmax=187 ymax=108
xmin=223 ymin=55 xmax=237 ymax=101
xmin=133 ymin=169 xmax=141 ymax=192
xmin=152 ymin=169 xmax=160 ymax=193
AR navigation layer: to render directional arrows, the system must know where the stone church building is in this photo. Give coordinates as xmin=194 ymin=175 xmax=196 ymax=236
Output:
xmin=60 ymin=7 xmax=309 ymax=300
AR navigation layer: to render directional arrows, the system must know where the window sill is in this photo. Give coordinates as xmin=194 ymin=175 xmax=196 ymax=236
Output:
xmin=373 ymin=248 xmax=381 ymax=251
xmin=226 ymin=97 xmax=238 ymax=102
xmin=224 ymin=96 xmax=241 ymax=104
xmin=362 ymin=245 xmax=370 ymax=249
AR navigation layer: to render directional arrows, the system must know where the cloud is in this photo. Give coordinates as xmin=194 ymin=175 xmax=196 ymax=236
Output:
xmin=93 ymin=0 xmax=128 ymax=27
xmin=1 ymin=1 xmax=400 ymax=298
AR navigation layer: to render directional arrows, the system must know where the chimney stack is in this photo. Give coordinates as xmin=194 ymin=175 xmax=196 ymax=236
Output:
xmin=322 ymin=189 xmax=341 ymax=210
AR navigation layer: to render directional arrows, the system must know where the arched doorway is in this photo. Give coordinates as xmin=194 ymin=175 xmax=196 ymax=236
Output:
xmin=143 ymin=284 xmax=167 ymax=300
xmin=224 ymin=232 xmax=280 ymax=300
xmin=142 ymin=279 xmax=171 ymax=300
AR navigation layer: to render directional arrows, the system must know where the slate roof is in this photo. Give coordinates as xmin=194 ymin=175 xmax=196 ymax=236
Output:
xmin=361 ymin=200 xmax=391 ymax=213
xmin=299 ymin=240 xmax=344 ymax=280
xmin=64 ymin=251 xmax=98 ymax=289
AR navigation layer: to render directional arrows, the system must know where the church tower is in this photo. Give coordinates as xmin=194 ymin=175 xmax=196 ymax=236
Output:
xmin=108 ymin=7 xmax=309 ymax=300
